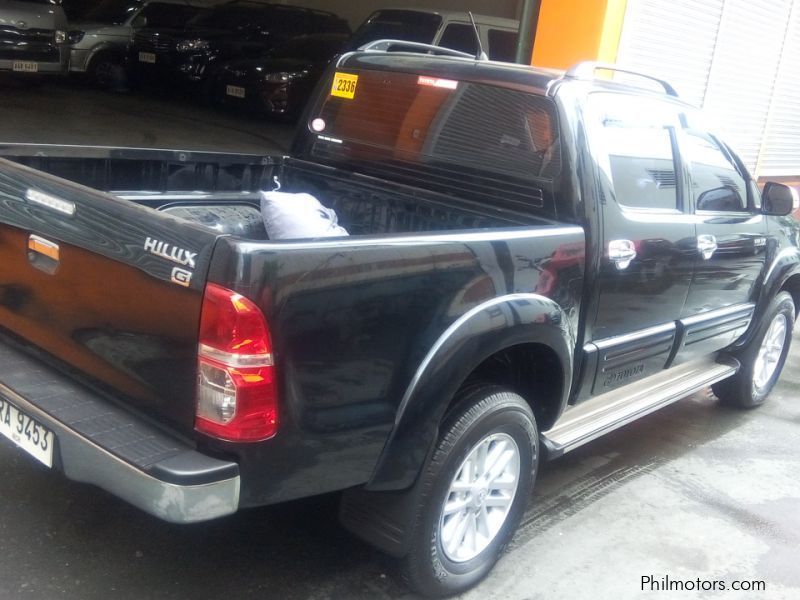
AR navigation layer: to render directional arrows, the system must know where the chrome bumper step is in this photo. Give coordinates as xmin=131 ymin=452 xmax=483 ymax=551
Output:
xmin=542 ymin=356 xmax=740 ymax=457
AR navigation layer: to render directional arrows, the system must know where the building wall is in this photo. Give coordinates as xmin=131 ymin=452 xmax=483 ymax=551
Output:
xmin=532 ymin=0 xmax=800 ymax=181
xmin=531 ymin=0 xmax=627 ymax=68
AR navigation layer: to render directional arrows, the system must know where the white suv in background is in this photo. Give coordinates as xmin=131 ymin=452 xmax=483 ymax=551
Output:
xmin=0 ymin=0 xmax=69 ymax=77
xmin=348 ymin=8 xmax=520 ymax=62
xmin=68 ymin=0 xmax=211 ymax=87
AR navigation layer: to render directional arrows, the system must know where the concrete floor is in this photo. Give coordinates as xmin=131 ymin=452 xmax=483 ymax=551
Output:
xmin=1 ymin=81 xmax=799 ymax=600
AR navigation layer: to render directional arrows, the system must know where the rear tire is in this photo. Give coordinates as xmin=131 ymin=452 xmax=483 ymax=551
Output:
xmin=713 ymin=291 xmax=795 ymax=408
xmin=400 ymin=385 xmax=538 ymax=597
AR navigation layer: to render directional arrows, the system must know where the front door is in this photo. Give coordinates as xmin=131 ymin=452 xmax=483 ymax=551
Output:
xmin=675 ymin=124 xmax=767 ymax=363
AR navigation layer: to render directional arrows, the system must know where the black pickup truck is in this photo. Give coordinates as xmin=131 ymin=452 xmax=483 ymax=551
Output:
xmin=1 ymin=48 xmax=799 ymax=597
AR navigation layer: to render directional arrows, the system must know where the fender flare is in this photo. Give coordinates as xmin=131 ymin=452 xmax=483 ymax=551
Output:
xmin=366 ymin=294 xmax=575 ymax=491
xmin=734 ymin=246 xmax=800 ymax=350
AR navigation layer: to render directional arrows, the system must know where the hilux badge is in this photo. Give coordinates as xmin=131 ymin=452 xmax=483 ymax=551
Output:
xmin=144 ymin=236 xmax=197 ymax=268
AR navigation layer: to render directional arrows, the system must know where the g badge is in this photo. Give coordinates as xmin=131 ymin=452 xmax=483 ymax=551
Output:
xmin=171 ymin=267 xmax=193 ymax=287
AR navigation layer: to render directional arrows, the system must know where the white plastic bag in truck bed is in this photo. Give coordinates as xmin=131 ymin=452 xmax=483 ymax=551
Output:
xmin=260 ymin=191 xmax=349 ymax=240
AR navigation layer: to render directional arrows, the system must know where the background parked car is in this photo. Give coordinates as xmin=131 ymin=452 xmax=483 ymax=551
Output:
xmin=347 ymin=9 xmax=519 ymax=62
xmin=0 ymin=0 xmax=69 ymax=78
xmin=127 ymin=0 xmax=349 ymax=94
xmin=69 ymin=0 xmax=211 ymax=88
xmin=209 ymin=32 xmax=348 ymax=118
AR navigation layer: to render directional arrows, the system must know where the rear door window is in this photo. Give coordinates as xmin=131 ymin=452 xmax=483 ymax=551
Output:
xmin=588 ymin=93 xmax=682 ymax=211
xmin=348 ymin=10 xmax=442 ymax=49
xmin=487 ymin=29 xmax=517 ymax=62
xmin=438 ymin=23 xmax=479 ymax=56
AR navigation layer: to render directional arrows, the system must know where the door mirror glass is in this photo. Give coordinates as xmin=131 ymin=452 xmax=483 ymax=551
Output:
xmin=762 ymin=182 xmax=797 ymax=216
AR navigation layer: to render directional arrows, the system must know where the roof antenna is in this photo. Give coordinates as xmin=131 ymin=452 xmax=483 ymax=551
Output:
xmin=468 ymin=11 xmax=488 ymax=61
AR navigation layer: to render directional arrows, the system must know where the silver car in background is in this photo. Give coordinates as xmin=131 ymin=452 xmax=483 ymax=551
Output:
xmin=68 ymin=0 xmax=209 ymax=87
xmin=0 ymin=0 xmax=69 ymax=76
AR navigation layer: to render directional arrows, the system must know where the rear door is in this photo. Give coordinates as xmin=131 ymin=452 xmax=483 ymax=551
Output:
xmin=0 ymin=158 xmax=219 ymax=435
xmin=582 ymin=92 xmax=696 ymax=396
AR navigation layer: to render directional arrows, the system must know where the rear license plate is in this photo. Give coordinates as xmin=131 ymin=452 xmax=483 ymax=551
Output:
xmin=226 ymin=85 xmax=246 ymax=98
xmin=0 ymin=397 xmax=54 ymax=467
xmin=139 ymin=52 xmax=156 ymax=64
xmin=12 ymin=61 xmax=38 ymax=73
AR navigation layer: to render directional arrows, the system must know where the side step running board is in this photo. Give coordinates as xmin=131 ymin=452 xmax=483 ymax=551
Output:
xmin=541 ymin=356 xmax=740 ymax=458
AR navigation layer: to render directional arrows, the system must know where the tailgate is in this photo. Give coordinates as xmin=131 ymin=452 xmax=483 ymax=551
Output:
xmin=0 ymin=157 xmax=221 ymax=435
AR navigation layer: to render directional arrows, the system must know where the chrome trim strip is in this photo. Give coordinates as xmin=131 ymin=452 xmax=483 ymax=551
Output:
xmin=592 ymin=322 xmax=676 ymax=351
xmin=198 ymin=344 xmax=274 ymax=368
xmin=25 ymin=188 xmax=75 ymax=215
xmin=680 ymin=303 xmax=755 ymax=327
xmin=0 ymin=381 xmax=239 ymax=524
xmin=237 ymin=226 xmax=585 ymax=252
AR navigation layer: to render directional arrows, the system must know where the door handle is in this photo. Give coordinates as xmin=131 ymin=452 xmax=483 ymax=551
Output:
xmin=697 ymin=234 xmax=718 ymax=260
xmin=608 ymin=239 xmax=637 ymax=270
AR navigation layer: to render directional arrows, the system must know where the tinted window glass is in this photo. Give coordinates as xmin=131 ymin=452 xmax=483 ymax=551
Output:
xmin=189 ymin=6 xmax=270 ymax=30
xmin=270 ymin=35 xmax=347 ymax=61
xmin=438 ymin=24 xmax=478 ymax=55
xmin=684 ymin=130 xmax=747 ymax=212
xmin=348 ymin=10 xmax=442 ymax=50
xmin=488 ymin=29 xmax=517 ymax=62
xmin=590 ymin=94 xmax=680 ymax=211
xmin=84 ymin=0 xmax=142 ymax=24
xmin=139 ymin=3 xmax=203 ymax=28
xmin=308 ymin=69 xmax=561 ymax=215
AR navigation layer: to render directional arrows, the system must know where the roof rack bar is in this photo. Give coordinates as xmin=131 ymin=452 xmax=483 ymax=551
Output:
xmin=358 ymin=39 xmax=476 ymax=59
xmin=565 ymin=61 xmax=679 ymax=97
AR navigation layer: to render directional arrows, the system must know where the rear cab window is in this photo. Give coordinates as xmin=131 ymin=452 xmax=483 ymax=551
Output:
xmin=587 ymin=93 xmax=683 ymax=212
xmin=303 ymin=66 xmax=562 ymax=217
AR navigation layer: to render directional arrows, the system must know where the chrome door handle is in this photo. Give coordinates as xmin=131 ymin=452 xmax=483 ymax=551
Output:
xmin=697 ymin=234 xmax=718 ymax=260
xmin=609 ymin=239 xmax=637 ymax=270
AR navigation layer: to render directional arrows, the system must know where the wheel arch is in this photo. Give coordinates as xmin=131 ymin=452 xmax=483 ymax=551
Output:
xmin=366 ymin=294 xmax=574 ymax=492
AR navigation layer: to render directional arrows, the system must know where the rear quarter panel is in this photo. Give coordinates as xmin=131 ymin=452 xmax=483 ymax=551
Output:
xmin=206 ymin=226 xmax=584 ymax=505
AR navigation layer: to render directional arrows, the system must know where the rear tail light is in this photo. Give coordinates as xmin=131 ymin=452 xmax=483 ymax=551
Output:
xmin=195 ymin=283 xmax=277 ymax=442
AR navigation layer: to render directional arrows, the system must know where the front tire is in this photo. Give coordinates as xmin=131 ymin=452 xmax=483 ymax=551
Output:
xmin=401 ymin=385 xmax=538 ymax=597
xmin=713 ymin=291 xmax=795 ymax=408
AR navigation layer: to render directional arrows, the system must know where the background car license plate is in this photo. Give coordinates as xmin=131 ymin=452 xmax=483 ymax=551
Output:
xmin=139 ymin=52 xmax=156 ymax=64
xmin=226 ymin=85 xmax=245 ymax=98
xmin=12 ymin=61 xmax=38 ymax=73
xmin=0 ymin=397 xmax=54 ymax=467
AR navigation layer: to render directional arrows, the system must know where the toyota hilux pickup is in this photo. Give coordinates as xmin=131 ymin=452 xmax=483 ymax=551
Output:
xmin=1 ymin=47 xmax=798 ymax=597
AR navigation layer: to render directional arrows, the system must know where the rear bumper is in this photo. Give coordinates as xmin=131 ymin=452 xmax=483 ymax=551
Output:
xmin=0 ymin=337 xmax=239 ymax=523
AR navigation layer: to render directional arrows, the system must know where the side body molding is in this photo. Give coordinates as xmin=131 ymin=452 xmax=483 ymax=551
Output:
xmin=366 ymin=294 xmax=575 ymax=491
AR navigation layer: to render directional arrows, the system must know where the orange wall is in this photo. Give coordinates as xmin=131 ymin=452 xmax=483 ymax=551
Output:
xmin=532 ymin=0 xmax=628 ymax=69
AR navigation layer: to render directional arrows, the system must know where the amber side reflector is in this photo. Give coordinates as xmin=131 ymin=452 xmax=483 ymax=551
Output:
xmin=28 ymin=234 xmax=60 ymax=262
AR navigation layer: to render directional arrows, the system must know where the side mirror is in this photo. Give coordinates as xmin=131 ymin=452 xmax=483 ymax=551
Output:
xmin=132 ymin=14 xmax=147 ymax=28
xmin=762 ymin=182 xmax=798 ymax=216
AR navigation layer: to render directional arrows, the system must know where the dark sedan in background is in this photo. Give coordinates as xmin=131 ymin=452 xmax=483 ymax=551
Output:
xmin=209 ymin=32 xmax=347 ymax=117
xmin=127 ymin=0 xmax=349 ymax=92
